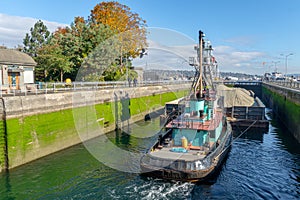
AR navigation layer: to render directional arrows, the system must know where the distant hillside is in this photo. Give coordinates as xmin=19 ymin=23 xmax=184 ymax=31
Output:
xmin=290 ymin=73 xmax=300 ymax=77
xmin=220 ymin=72 xmax=261 ymax=80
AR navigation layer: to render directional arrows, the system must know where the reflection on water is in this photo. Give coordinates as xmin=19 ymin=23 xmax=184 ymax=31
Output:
xmin=0 ymin=172 xmax=14 ymax=200
xmin=0 ymin=110 xmax=299 ymax=200
xmin=233 ymin=128 xmax=266 ymax=142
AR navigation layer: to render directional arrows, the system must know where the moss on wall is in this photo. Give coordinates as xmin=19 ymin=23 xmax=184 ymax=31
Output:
xmin=262 ymin=86 xmax=300 ymax=142
xmin=0 ymin=120 xmax=4 ymax=170
xmin=2 ymin=89 xmax=187 ymax=169
xmin=130 ymin=90 xmax=186 ymax=116
xmin=6 ymin=109 xmax=78 ymax=164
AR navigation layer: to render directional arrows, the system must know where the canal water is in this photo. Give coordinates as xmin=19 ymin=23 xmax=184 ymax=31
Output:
xmin=0 ymin=109 xmax=299 ymax=200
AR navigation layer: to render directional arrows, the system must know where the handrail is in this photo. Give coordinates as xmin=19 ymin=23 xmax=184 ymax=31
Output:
xmin=263 ymin=80 xmax=300 ymax=90
xmin=0 ymin=80 xmax=192 ymax=97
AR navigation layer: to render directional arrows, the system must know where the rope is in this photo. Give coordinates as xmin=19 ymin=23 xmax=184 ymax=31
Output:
xmin=233 ymin=120 xmax=258 ymax=141
xmin=214 ymin=120 xmax=258 ymax=160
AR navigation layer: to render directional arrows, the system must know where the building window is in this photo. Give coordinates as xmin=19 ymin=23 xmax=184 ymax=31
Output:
xmin=8 ymin=65 xmax=19 ymax=70
xmin=11 ymin=74 xmax=16 ymax=86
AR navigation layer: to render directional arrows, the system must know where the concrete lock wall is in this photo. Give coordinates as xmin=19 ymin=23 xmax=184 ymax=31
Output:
xmin=262 ymin=83 xmax=300 ymax=143
xmin=0 ymin=84 xmax=189 ymax=172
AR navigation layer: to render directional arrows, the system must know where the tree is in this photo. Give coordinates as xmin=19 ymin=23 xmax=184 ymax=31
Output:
xmin=51 ymin=17 xmax=114 ymax=81
xmin=37 ymin=39 xmax=72 ymax=82
xmin=23 ymin=20 xmax=50 ymax=57
xmin=23 ymin=20 xmax=51 ymax=81
xmin=78 ymin=31 xmax=121 ymax=81
xmin=89 ymin=1 xmax=147 ymax=62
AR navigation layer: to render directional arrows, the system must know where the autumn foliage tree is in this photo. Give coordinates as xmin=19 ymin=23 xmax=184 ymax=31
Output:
xmin=76 ymin=1 xmax=148 ymax=81
xmin=89 ymin=1 xmax=147 ymax=61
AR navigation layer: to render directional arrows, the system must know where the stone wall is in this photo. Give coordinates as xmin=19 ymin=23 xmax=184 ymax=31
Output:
xmin=4 ymin=84 xmax=188 ymax=119
xmin=262 ymin=83 xmax=300 ymax=143
xmin=0 ymin=84 xmax=189 ymax=171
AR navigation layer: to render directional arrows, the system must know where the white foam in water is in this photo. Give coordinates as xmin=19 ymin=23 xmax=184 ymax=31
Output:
xmin=161 ymin=182 xmax=193 ymax=199
xmin=122 ymin=178 xmax=195 ymax=200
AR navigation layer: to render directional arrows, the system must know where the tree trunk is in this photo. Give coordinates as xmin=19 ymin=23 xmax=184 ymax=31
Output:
xmin=60 ymin=70 xmax=63 ymax=82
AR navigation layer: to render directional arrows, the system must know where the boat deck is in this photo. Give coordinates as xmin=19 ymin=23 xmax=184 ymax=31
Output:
xmin=150 ymin=147 xmax=207 ymax=161
xmin=165 ymin=110 xmax=223 ymax=131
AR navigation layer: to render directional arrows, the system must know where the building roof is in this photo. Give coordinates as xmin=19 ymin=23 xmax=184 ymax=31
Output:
xmin=0 ymin=49 xmax=36 ymax=66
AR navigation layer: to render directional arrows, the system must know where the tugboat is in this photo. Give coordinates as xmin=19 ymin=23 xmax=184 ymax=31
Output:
xmin=140 ymin=31 xmax=232 ymax=182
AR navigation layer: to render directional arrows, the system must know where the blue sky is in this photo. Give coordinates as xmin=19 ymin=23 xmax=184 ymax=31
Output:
xmin=0 ymin=0 xmax=299 ymax=75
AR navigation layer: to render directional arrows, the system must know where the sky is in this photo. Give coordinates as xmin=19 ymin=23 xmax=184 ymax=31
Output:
xmin=0 ymin=0 xmax=299 ymax=75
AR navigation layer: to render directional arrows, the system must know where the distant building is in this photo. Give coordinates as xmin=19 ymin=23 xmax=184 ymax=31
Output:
xmin=143 ymin=70 xmax=160 ymax=81
xmin=224 ymin=76 xmax=239 ymax=81
xmin=0 ymin=49 xmax=36 ymax=92
xmin=271 ymin=71 xmax=284 ymax=80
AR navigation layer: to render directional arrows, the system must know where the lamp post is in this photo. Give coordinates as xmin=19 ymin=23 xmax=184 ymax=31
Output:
xmin=126 ymin=57 xmax=133 ymax=87
xmin=272 ymin=61 xmax=280 ymax=72
xmin=281 ymin=53 xmax=293 ymax=80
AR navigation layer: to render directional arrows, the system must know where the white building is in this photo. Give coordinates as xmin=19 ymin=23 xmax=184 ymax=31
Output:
xmin=0 ymin=48 xmax=36 ymax=92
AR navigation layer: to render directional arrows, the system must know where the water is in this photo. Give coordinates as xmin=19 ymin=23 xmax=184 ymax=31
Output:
xmin=0 ymin=109 xmax=299 ymax=200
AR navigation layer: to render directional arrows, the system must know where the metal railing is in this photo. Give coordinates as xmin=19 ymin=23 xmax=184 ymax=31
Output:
xmin=0 ymin=80 xmax=192 ymax=97
xmin=216 ymin=80 xmax=262 ymax=86
xmin=215 ymin=79 xmax=300 ymax=90
xmin=264 ymin=80 xmax=300 ymax=90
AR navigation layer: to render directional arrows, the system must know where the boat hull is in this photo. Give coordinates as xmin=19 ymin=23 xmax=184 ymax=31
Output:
xmin=140 ymin=131 xmax=232 ymax=182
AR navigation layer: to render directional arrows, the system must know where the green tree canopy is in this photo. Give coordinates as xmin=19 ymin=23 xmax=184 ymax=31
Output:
xmin=36 ymin=35 xmax=72 ymax=82
xmin=23 ymin=20 xmax=50 ymax=57
xmin=52 ymin=18 xmax=115 ymax=81
xmin=23 ymin=20 xmax=51 ymax=81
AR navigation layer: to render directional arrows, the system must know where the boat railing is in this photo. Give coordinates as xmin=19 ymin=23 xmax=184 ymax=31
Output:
xmin=169 ymin=117 xmax=205 ymax=128
xmin=142 ymin=121 xmax=231 ymax=172
xmin=142 ymin=154 xmax=212 ymax=171
xmin=143 ymin=133 xmax=231 ymax=171
xmin=143 ymin=143 xmax=217 ymax=172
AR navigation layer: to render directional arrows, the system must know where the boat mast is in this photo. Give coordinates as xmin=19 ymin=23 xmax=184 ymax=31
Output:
xmin=194 ymin=30 xmax=204 ymax=99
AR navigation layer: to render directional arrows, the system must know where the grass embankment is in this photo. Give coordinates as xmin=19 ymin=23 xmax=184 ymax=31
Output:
xmin=4 ymin=90 xmax=187 ymax=168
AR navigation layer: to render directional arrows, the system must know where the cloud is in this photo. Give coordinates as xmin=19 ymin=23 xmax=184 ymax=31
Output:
xmin=0 ymin=13 xmax=67 ymax=47
xmin=132 ymin=27 xmax=199 ymax=71
xmin=133 ymin=40 xmax=196 ymax=71
xmin=214 ymin=45 xmax=266 ymax=74
xmin=133 ymin=39 xmax=267 ymax=75
xmin=143 ymin=30 xmax=267 ymax=74
xmin=214 ymin=36 xmax=269 ymax=74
